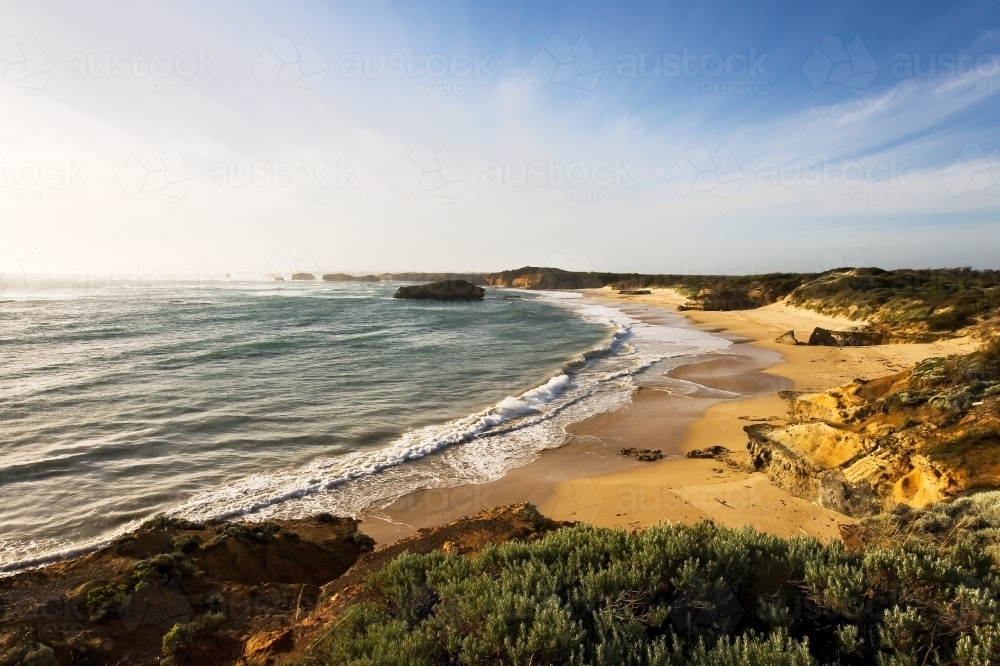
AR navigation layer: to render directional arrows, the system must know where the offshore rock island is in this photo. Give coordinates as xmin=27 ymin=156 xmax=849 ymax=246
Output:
xmin=392 ymin=279 xmax=485 ymax=301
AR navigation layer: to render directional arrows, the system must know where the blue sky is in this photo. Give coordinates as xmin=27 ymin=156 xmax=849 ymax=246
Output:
xmin=1 ymin=0 xmax=999 ymax=278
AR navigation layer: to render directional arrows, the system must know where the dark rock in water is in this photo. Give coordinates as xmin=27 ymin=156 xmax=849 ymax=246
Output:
xmin=393 ymin=280 xmax=485 ymax=301
xmin=274 ymin=277 xmax=284 ymax=282
xmin=621 ymin=447 xmax=663 ymax=461
xmin=687 ymin=446 xmax=730 ymax=459
xmin=292 ymin=273 xmax=316 ymax=281
xmin=323 ymin=273 xmax=381 ymax=282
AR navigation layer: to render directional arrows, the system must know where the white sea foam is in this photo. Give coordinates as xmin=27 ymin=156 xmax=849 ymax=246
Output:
xmin=0 ymin=293 xmax=736 ymax=573
xmin=160 ymin=296 xmax=733 ymax=525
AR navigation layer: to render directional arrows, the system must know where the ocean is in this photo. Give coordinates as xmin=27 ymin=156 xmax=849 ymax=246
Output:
xmin=0 ymin=279 xmax=730 ymax=571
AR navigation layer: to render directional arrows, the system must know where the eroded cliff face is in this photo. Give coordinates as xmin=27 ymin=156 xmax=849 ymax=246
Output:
xmin=747 ymin=346 xmax=1000 ymax=516
xmin=483 ymin=267 xmax=612 ymax=290
xmin=0 ymin=515 xmax=373 ymax=666
xmin=0 ymin=505 xmax=564 ymax=666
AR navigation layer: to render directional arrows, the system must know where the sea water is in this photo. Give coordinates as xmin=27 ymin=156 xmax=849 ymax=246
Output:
xmin=0 ymin=279 xmax=729 ymax=570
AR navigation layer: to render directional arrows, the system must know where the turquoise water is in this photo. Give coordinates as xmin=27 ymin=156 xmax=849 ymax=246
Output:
xmin=0 ymin=279 xmax=730 ymax=570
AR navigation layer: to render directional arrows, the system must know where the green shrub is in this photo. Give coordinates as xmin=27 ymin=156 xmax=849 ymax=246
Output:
xmin=161 ymin=611 xmax=225 ymax=655
xmin=139 ymin=513 xmax=201 ymax=531
xmin=172 ymin=534 xmax=201 ymax=553
xmin=298 ymin=518 xmax=1000 ymax=666
xmin=86 ymin=581 xmax=130 ymax=621
xmin=207 ymin=522 xmax=279 ymax=546
xmin=127 ymin=552 xmax=193 ymax=583
xmin=0 ymin=641 xmax=56 ymax=666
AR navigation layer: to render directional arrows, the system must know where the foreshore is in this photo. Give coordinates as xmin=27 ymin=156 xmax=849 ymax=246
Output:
xmin=360 ymin=287 xmax=977 ymax=545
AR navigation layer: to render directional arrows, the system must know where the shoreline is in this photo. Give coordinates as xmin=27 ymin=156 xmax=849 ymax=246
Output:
xmin=2 ymin=287 xmax=979 ymax=571
xmin=361 ymin=287 xmax=979 ymax=545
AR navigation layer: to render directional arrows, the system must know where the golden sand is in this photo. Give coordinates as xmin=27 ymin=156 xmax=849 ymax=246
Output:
xmin=361 ymin=288 xmax=977 ymax=545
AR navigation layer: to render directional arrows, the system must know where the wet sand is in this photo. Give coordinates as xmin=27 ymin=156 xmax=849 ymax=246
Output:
xmin=360 ymin=289 xmax=978 ymax=546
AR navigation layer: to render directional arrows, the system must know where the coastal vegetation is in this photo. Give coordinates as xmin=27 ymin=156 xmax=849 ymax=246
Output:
xmin=0 ymin=514 xmax=373 ymax=665
xmin=479 ymin=266 xmax=1000 ymax=335
xmin=3 ymin=268 xmax=999 ymax=665
xmin=7 ymin=495 xmax=1000 ymax=665
xmin=297 ymin=501 xmax=1000 ymax=666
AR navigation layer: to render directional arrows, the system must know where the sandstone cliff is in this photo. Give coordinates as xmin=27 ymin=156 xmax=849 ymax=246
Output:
xmin=747 ymin=341 xmax=1000 ymax=516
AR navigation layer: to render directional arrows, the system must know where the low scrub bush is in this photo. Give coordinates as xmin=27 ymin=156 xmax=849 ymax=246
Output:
xmin=85 ymin=582 xmax=130 ymax=621
xmin=299 ymin=517 xmax=1000 ymax=665
xmin=161 ymin=611 xmax=225 ymax=655
xmin=207 ymin=522 xmax=280 ymax=546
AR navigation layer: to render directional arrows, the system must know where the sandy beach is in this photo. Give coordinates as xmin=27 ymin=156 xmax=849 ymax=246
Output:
xmin=361 ymin=287 xmax=978 ymax=546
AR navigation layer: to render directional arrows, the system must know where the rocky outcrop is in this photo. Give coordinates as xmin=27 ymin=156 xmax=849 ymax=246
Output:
xmin=0 ymin=504 xmax=566 ymax=666
xmin=745 ymin=346 xmax=1000 ymax=516
xmin=686 ymin=445 xmax=748 ymax=471
xmin=774 ymin=330 xmax=801 ymax=345
xmin=322 ymin=273 xmax=380 ymax=282
xmin=393 ymin=279 xmax=485 ymax=301
xmin=807 ymin=327 xmax=949 ymax=347
xmin=621 ymin=447 xmax=663 ymax=461
xmin=686 ymin=445 xmax=730 ymax=459
xmin=484 ymin=267 xmax=612 ymax=290
xmin=807 ymin=327 xmax=888 ymax=346
xmin=745 ymin=424 xmax=879 ymax=515
xmin=0 ymin=514 xmax=372 ymax=666
xmin=678 ymin=287 xmax=776 ymax=311
xmin=381 ymin=272 xmax=487 ymax=285
xmin=291 ymin=273 xmax=315 ymax=281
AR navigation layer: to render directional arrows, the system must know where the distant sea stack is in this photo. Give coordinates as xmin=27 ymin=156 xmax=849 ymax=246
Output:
xmin=393 ymin=279 xmax=485 ymax=301
xmin=292 ymin=273 xmax=316 ymax=280
xmin=322 ymin=273 xmax=381 ymax=282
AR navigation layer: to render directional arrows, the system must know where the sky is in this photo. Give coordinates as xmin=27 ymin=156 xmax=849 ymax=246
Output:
xmin=1 ymin=0 xmax=999 ymax=279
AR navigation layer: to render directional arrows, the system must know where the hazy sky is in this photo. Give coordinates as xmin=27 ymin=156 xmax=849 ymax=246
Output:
xmin=1 ymin=0 xmax=999 ymax=278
